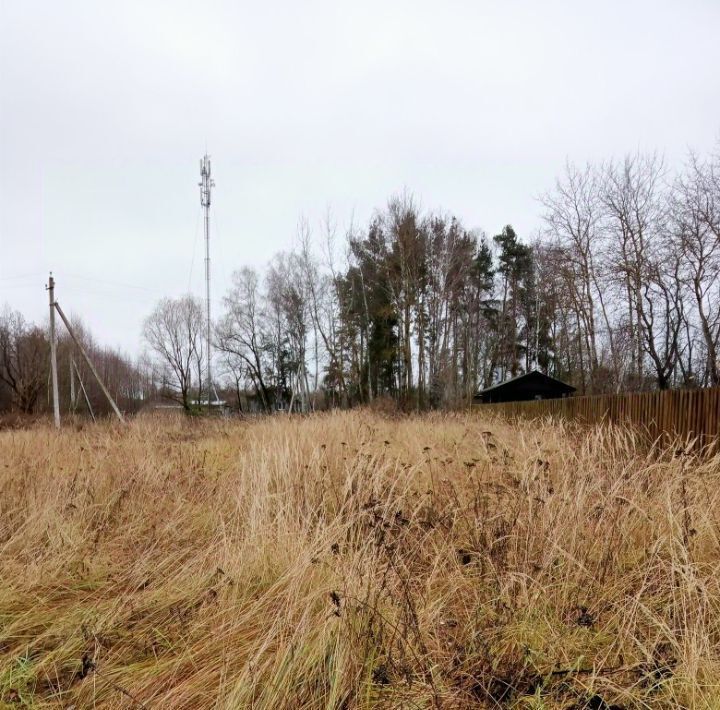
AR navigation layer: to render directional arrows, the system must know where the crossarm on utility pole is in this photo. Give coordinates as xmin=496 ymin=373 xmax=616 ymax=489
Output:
xmin=53 ymin=301 xmax=125 ymax=424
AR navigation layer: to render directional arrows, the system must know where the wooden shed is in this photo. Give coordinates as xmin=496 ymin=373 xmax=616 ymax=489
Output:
xmin=475 ymin=370 xmax=576 ymax=404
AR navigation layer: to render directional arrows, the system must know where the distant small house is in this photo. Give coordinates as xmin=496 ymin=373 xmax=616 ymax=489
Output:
xmin=475 ymin=370 xmax=576 ymax=404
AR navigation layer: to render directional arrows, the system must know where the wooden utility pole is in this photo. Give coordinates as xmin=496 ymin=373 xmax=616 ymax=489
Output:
xmin=53 ymin=301 xmax=125 ymax=424
xmin=47 ymin=274 xmax=60 ymax=428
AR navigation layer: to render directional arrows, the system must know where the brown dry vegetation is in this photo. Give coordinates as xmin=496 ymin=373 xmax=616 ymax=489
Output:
xmin=0 ymin=412 xmax=719 ymax=708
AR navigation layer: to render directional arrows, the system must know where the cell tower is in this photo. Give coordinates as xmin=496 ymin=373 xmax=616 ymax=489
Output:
xmin=199 ymin=154 xmax=215 ymax=407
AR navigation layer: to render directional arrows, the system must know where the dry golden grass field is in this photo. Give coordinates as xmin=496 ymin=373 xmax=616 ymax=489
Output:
xmin=1 ymin=412 xmax=719 ymax=708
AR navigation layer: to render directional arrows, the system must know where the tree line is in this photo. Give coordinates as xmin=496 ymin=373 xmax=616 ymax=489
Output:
xmin=144 ymin=147 xmax=720 ymax=412
xmin=0 ymin=308 xmax=150 ymax=415
xmin=3 ymin=146 xmax=719 ymax=415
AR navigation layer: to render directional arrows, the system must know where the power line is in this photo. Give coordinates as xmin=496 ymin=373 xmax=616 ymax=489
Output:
xmin=0 ymin=283 xmax=44 ymax=290
xmin=59 ymin=285 xmax=157 ymax=304
xmin=64 ymin=273 xmax=166 ymax=294
xmin=0 ymin=272 xmax=47 ymax=281
xmin=56 ymin=283 xmax=227 ymax=308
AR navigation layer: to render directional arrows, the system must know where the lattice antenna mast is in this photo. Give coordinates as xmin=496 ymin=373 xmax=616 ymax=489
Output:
xmin=199 ymin=154 xmax=215 ymax=407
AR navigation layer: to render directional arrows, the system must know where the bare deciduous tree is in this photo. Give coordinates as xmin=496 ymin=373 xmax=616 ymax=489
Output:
xmin=670 ymin=152 xmax=720 ymax=385
xmin=601 ymin=153 xmax=666 ymax=388
xmin=143 ymin=295 xmax=204 ymax=410
xmin=216 ymin=268 xmax=272 ymax=411
xmin=0 ymin=309 xmax=48 ymax=414
xmin=542 ymin=162 xmax=620 ymax=390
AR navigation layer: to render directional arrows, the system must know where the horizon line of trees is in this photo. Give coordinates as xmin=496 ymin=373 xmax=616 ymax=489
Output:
xmin=0 ymin=307 xmax=151 ymax=416
xmin=3 ymin=145 xmax=719 ymax=416
xmin=144 ymin=146 xmax=720 ymax=413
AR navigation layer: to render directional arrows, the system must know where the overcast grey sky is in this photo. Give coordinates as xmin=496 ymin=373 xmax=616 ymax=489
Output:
xmin=1 ymin=0 xmax=719 ymax=355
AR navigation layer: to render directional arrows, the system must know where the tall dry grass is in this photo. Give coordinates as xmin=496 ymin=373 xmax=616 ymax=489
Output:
xmin=0 ymin=411 xmax=719 ymax=708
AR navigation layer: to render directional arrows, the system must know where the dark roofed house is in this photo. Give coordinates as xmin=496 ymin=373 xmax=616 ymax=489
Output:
xmin=474 ymin=370 xmax=575 ymax=404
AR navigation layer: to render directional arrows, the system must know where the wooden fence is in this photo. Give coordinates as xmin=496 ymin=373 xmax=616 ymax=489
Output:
xmin=474 ymin=387 xmax=720 ymax=449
